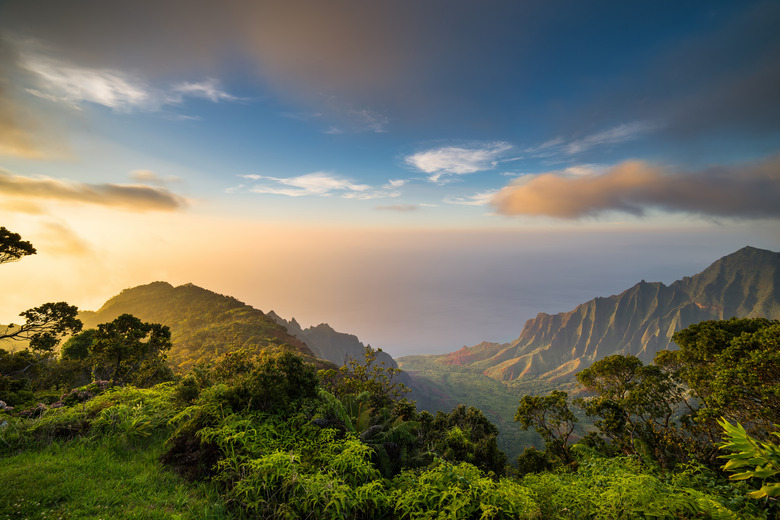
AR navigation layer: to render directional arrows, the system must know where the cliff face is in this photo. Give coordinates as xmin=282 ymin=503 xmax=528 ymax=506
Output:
xmin=435 ymin=247 xmax=780 ymax=382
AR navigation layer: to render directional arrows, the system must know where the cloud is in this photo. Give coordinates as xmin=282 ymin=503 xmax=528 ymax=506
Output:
xmin=14 ymin=42 xmax=241 ymax=114
xmin=239 ymin=172 xmax=400 ymax=200
xmin=491 ymin=154 xmax=780 ymax=219
xmin=0 ymin=71 xmax=70 ymax=159
xmin=0 ymin=169 xmax=186 ymax=211
xmin=523 ymin=122 xmax=655 ymax=160
xmin=1 ymin=198 xmax=46 ymax=214
xmin=171 ymin=79 xmax=239 ymax=103
xmin=38 ymin=221 xmax=91 ymax=256
xmin=405 ymin=142 xmax=512 ymax=183
xmin=375 ymin=204 xmax=419 ymax=212
xmin=444 ymin=190 xmax=498 ymax=207
xmin=20 ymin=50 xmax=155 ymax=111
xmin=349 ymin=108 xmax=388 ymax=133
xmin=130 ymin=169 xmax=182 ymax=185
xmin=564 ymin=122 xmax=657 ymax=155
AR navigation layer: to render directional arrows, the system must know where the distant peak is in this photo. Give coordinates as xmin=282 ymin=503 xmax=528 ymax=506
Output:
xmin=707 ymin=246 xmax=779 ymax=268
xmin=725 ymin=246 xmax=776 ymax=258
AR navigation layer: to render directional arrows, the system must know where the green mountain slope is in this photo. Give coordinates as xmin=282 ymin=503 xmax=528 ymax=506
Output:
xmin=404 ymin=246 xmax=780 ymax=384
xmin=80 ymin=282 xmax=316 ymax=372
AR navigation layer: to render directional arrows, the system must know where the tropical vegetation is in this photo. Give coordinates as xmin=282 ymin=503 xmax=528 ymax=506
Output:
xmin=2 ymin=227 xmax=779 ymax=518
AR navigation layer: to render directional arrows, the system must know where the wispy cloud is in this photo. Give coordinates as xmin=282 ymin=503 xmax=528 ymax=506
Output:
xmin=0 ymin=169 xmax=186 ymax=211
xmin=405 ymin=142 xmax=512 ymax=183
xmin=38 ymin=221 xmax=91 ymax=256
xmin=238 ymin=172 xmax=401 ymax=200
xmin=524 ymin=122 xmax=656 ymax=159
xmin=375 ymin=204 xmax=419 ymax=212
xmin=18 ymin=45 xmax=239 ymax=113
xmin=444 ymin=190 xmax=499 ymax=206
xmin=130 ymin=169 xmax=182 ymax=185
xmin=349 ymin=108 xmax=388 ymax=133
xmin=491 ymin=154 xmax=780 ymax=219
xmin=565 ymin=121 xmax=657 ymax=154
xmin=171 ymin=79 xmax=239 ymax=103
xmin=21 ymin=52 xmax=154 ymax=111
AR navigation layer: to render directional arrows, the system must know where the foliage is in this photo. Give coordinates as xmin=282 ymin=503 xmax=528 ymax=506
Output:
xmin=575 ymin=354 xmax=688 ymax=468
xmin=663 ymin=318 xmax=779 ymax=430
xmin=0 ymin=226 xmax=36 ymax=264
xmin=522 ymin=453 xmax=765 ymax=519
xmin=399 ymin=355 xmax=550 ymax=462
xmin=61 ymin=328 xmax=96 ymax=360
xmin=319 ymin=344 xmax=408 ymax=409
xmin=718 ymin=418 xmax=780 ymax=500
xmin=416 ymin=404 xmax=507 ymax=476
xmin=0 ymin=302 xmax=83 ymax=355
xmin=1 ymin=383 xmax=180 ymax=453
xmin=657 ymin=318 xmax=780 ymax=464
xmin=90 ymin=313 xmax=173 ymax=386
xmin=515 ymin=390 xmax=577 ymax=466
xmin=393 ymin=460 xmax=540 ymax=519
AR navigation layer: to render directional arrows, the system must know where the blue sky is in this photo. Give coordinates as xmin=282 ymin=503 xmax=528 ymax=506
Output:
xmin=1 ymin=1 xmax=779 ymax=355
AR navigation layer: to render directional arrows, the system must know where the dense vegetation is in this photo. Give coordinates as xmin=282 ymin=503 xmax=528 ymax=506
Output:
xmin=2 ymin=227 xmax=779 ymax=518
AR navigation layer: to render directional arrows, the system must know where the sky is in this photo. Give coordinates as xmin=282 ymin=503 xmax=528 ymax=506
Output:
xmin=1 ymin=0 xmax=779 ymax=356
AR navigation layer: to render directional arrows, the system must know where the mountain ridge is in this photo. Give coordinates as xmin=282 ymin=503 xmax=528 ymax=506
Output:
xmin=266 ymin=311 xmax=398 ymax=369
xmin=413 ymin=246 xmax=780 ymax=383
xmin=79 ymin=281 xmax=317 ymax=372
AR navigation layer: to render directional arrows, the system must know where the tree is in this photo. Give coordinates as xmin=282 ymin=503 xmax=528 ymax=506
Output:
xmin=575 ymin=354 xmax=687 ymax=468
xmin=417 ymin=404 xmax=507 ymax=476
xmin=0 ymin=228 xmax=82 ymax=355
xmin=319 ymin=345 xmax=408 ymax=409
xmin=61 ymin=329 xmax=97 ymax=360
xmin=515 ymin=390 xmax=577 ymax=466
xmin=89 ymin=313 xmax=172 ymax=385
xmin=0 ymin=302 xmax=82 ymax=355
xmin=0 ymin=226 xmax=36 ymax=264
xmin=658 ymin=318 xmax=780 ymax=449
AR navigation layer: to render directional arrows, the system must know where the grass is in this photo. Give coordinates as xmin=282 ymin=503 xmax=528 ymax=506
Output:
xmin=0 ymin=435 xmax=232 ymax=520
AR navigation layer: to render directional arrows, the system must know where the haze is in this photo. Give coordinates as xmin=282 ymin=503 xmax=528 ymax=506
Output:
xmin=1 ymin=1 xmax=779 ymax=356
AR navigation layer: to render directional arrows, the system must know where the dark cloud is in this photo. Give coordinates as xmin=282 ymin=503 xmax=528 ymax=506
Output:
xmin=564 ymin=1 xmax=780 ymax=150
xmin=0 ymin=0 xmax=548 ymax=126
xmin=0 ymin=169 xmax=186 ymax=211
xmin=491 ymin=154 xmax=780 ymax=219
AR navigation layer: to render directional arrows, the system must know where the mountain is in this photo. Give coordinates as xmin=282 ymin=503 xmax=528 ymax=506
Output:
xmin=79 ymin=282 xmax=317 ymax=372
xmin=266 ymin=311 xmax=398 ymax=369
xmin=404 ymin=246 xmax=780 ymax=383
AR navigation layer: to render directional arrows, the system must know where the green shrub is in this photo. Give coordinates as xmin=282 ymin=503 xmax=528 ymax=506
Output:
xmin=393 ymin=460 xmax=540 ymax=519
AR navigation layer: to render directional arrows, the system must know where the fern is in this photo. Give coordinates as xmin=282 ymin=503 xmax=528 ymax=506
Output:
xmin=718 ymin=417 xmax=780 ymax=499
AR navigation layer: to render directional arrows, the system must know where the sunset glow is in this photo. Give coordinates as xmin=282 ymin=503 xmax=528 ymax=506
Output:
xmin=2 ymin=0 xmax=779 ymax=355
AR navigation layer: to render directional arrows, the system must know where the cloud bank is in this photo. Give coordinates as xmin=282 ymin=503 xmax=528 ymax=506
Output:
xmin=0 ymin=169 xmax=186 ymax=211
xmin=491 ymin=156 xmax=780 ymax=219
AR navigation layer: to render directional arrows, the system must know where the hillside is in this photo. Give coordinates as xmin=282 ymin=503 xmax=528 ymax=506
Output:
xmin=80 ymin=282 xmax=316 ymax=372
xmin=402 ymin=246 xmax=780 ymax=383
xmin=266 ymin=311 xmax=398 ymax=369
